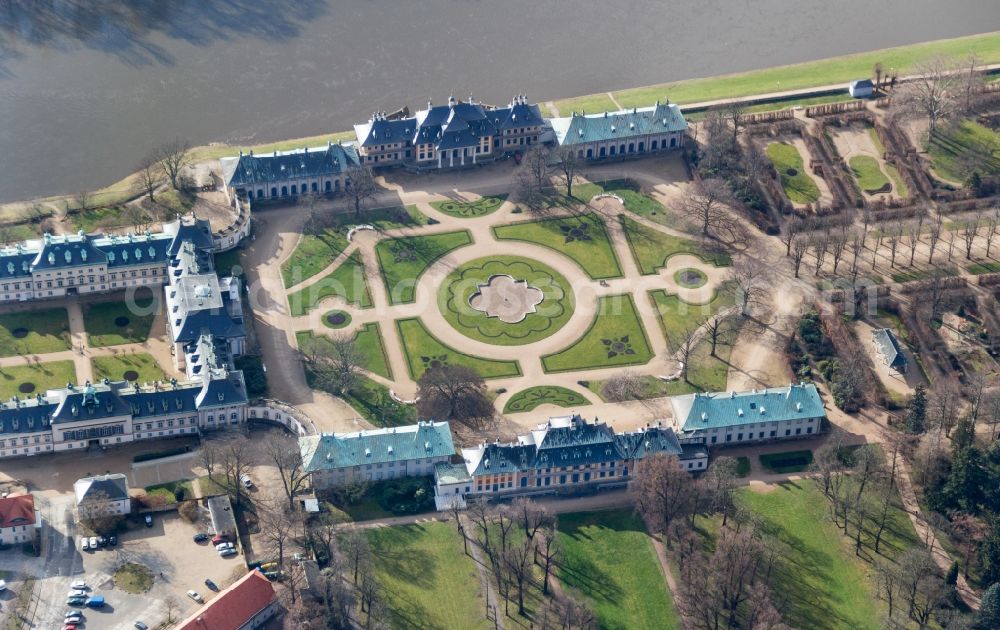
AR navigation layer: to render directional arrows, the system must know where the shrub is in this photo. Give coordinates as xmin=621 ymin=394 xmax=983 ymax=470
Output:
xmin=133 ymin=446 xmax=189 ymax=462
xmin=373 ymin=477 xmax=434 ymax=515
xmin=946 ymin=561 xmax=959 ymax=586
xmin=178 ymin=500 xmax=200 ymax=523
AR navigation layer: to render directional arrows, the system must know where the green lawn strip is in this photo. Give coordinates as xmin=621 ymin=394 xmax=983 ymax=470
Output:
xmin=557 ymin=509 xmax=681 ymax=630
xmin=587 ymin=178 xmax=686 ymax=225
xmin=758 ymin=449 xmax=814 ymax=473
xmin=363 ymin=523 xmax=491 ymax=629
xmin=552 ymin=93 xmax=619 ymax=116
xmin=928 ymin=119 xmax=1000 ymax=182
xmin=883 ymin=162 xmax=910 ymax=198
xmin=736 ymin=482 xmax=919 ymax=629
xmin=502 ymin=385 xmax=590 ymax=414
xmin=84 ymin=297 xmax=157 ymax=346
xmin=430 ymin=194 xmax=507 ymax=218
xmin=287 ymin=251 xmax=372 ymax=316
xmin=686 ymin=93 xmax=856 ymax=122
xmin=376 ymin=230 xmax=474 ymax=305
xmin=0 ymin=308 xmax=71 ymax=356
xmin=648 ymin=284 xmax=734 ymax=352
xmin=620 ymin=215 xmax=730 ymax=275
xmin=395 ymin=317 xmax=521 ymax=380
xmin=0 ymin=360 xmax=77 ymax=400
xmin=541 ymin=294 xmax=653 ymax=373
xmin=848 ymin=155 xmax=891 ymax=194
xmin=766 ymin=142 xmax=821 ymax=203
xmin=492 ymin=213 xmax=623 ymax=280
xmin=440 ymin=256 xmax=575 ymax=346
xmin=144 ymin=480 xmax=194 ymax=502
xmin=890 ymin=265 xmax=958 ymax=283
xmin=563 ymin=32 xmax=1000 ymax=112
xmin=968 ymin=261 xmax=1000 ymax=275
xmin=296 ymin=326 xmax=391 ymax=380
xmin=91 ymin=352 xmax=167 ymax=384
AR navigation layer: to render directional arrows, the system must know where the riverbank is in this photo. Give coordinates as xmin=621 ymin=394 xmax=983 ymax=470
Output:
xmin=4 ymin=30 xmax=998 ymax=223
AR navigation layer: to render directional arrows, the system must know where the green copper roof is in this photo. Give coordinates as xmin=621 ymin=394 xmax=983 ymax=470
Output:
xmin=670 ymin=383 xmax=825 ymax=432
xmin=300 ymin=421 xmax=455 ymax=472
xmin=550 ymin=102 xmax=687 ymax=146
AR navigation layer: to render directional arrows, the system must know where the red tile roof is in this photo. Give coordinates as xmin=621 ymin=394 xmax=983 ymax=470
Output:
xmin=177 ymin=570 xmax=276 ymax=630
xmin=0 ymin=494 xmax=35 ymax=529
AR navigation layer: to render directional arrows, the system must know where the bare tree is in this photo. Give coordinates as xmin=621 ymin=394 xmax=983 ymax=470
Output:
xmin=680 ymin=178 xmax=740 ymax=240
xmin=677 ymin=325 xmax=698 ymax=381
xmin=219 ymin=439 xmax=253 ymax=505
xmin=959 ymin=53 xmax=985 ymax=115
xmin=536 ymin=525 xmax=559 ymax=596
xmin=946 ymin=228 xmax=957 ymax=261
xmin=555 ymin=147 xmax=581 ymax=198
xmin=300 ymin=334 xmax=363 ymax=395
xmin=416 ymin=365 xmax=494 ymax=427
xmin=895 ymin=56 xmax=960 ymax=138
xmin=341 ymin=528 xmax=371 ymax=584
xmin=631 ymin=453 xmax=694 ymax=547
xmin=790 ymin=235 xmax=809 ymax=278
xmin=704 ymin=315 xmax=731 ymax=357
xmin=135 ymin=154 xmax=161 ymax=202
xmin=780 ymin=217 xmax=802 ymax=257
xmin=163 ymin=596 xmax=180 ymax=623
xmin=731 ymin=258 xmax=768 ymax=318
xmin=601 ymin=370 xmax=646 ymax=402
xmin=703 ymin=456 xmax=739 ymax=526
xmin=156 ymin=139 xmax=191 ymax=190
xmin=726 ymin=101 xmax=747 ymax=142
xmin=812 ymin=235 xmax=828 ymax=275
xmin=906 ymin=219 xmax=922 ymax=267
xmin=346 ymin=165 xmax=379 ymax=216
xmin=962 ymin=212 xmax=981 ymax=260
xmin=77 ymin=489 xmax=126 ymax=535
xmin=927 ymin=214 xmax=943 ymax=263
xmin=886 ymin=222 xmax=903 ymax=268
xmin=985 ymin=206 xmax=999 ymax=259
xmin=829 ymin=228 xmax=848 ymax=275
xmin=262 ymin=433 xmax=309 ymax=511
xmin=199 ymin=442 xmax=220 ymax=481
xmin=73 ymin=190 xmax=93 ymax=214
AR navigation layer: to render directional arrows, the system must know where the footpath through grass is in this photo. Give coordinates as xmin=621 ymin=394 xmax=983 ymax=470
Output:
xmin=620 ymin=215 xmax=730 ymax=275
xmin=554 ymin=31 xmax=1000 ymax=113
xmin=364 ymin=522 xmax=491 ymax=630
xmin=557 ymin=509 xmax=680 ymax=630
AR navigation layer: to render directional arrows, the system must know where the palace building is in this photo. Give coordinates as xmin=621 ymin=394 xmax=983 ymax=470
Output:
xmin=549 ymin=100 xmax=687 ymax=160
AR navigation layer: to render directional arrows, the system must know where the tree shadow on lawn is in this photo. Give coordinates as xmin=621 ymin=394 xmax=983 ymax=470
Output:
xmin=371 ymin=524 xmax=439 ymax=590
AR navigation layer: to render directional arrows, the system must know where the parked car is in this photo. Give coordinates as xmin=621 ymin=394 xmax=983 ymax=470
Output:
xmin=259 ymin=562 xmax=278 ymax=571
xmin=70 ymin=580 xmax=87 ymax=590
xmin=108 ymin=534 xmax=118 ymax=546
xmin=144 ymin=515 xmax=153 ymax=527
xmin=239 ymin=474 xmax=253 ymax=489
xmin=61 ymin=624 xmax=77 ymax=630
xmin=0 ymin=580 xmax=6 ymax=591
xmin=204 ymin=578 xmax=218 ymax=591
xmin=193 ymin=532 xmax=210 ymax=543
xmin=88 ymin=537 xmax=98 ymax=549
xmin=66 ymin=596 xmax=86 ymax=606
xmin=86 ymin=595 xmax=105 ymax=608
xmin=97 ymin=536 xmax=108 ymax=547
xmin=80 ymin=537 xmax=89 ymax=551
xmin=68 ymin=589 xmax=87 ymax=598
xmin=214 ymin=542 xmax=234 ymax=551
xmin=218 ymin=548 xmax=237 ymax=557
xmin=211 ymin=533 xmax=230 ymax=545
xmin=187 ymin=590 xmax=203 ymax=603
xmin=64 ymin=612 xmax=83 ymax=623
xmin=134 ymin=622 xmax=149 ymax=630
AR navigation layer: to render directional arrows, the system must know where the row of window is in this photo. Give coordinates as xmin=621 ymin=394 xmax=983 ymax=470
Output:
xmin=576 ymin=136 xmax=679 ymax=160
xmin=245 ymin=179 xmax=349 ymax=200
xmin=708 ymin=426 xmax=813 ymax=444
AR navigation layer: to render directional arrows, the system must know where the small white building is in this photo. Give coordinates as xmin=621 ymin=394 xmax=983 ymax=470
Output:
xmin=74 ymin=473 xmax=131 ymax=516
xmin=849 ymin=79 xmax=875 ymax=99
xmin=0 ymin=493 xmax=37 ymax=546
xmin=669 ymin=383 xmax=826 ymax=446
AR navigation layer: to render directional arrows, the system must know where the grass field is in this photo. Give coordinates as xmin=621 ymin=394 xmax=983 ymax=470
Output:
xmin=585 ymin=179 xmax=684 ymax=227
xmin=440 ymin=256 xmax=574 ymax=346
xmin=296 ymin=324 xmax=392 ymax=380
xmin=430 ymin=194 xmax=507 ymax=218
xmin=767 ymin=142 xmax=821 ymax=203
xmin=648 ymin=285 xmax=735 ymax=352
xmin=364 ymin=523 xmax=491 ymax=629
xmin=968 ymin=261 xmax=1000 ymax=274
xmin=733 ymin=481 xmax=920 ymax=629
xmin=554 ymin=32 xmax=1000 ymax=113
xmin=0 ymin=360 xmax=77 ymax=399
xmin=91 ymin=352 xmax=167 ymax=384
xmin=493 ymin=213 xmax=623 ymax=280
xmin=0 ymin=308 xmax=71 ymax=357
xmin=541 ymin=294 xmax=653 ymax=373
xmin=287 ymin=251 xmax=372 ymax=316
xmin=114 ymin=563 xmax=154 ymax=594
xmin=620 ymin=215 xmax=730 ymax=275
xmin=502 ymin=385 xmax=590 ymax=414
xmin=342 ymin=375 xmax=416 ymax=427
xmin=557 ymin=510 xmax=680 ymax=630
xmin=849 ymin=155 xmax=891 ymax=194
xmin=84 ymin=296 xmax=157 ymax=346
xmin=890 ymin=265 xmax=958 ymax=283
xmin=928 ymin=119 xmax=1000 ymax=182
xmin=376 ymin=231 xmax=474 ymax=304
xmin=396 ymin=317 xmax=521 ymax=380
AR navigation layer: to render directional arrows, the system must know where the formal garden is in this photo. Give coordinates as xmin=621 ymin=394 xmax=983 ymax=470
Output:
xmin=0 ymin=308 xmax=71 ymax=357
xmin=0 ymin=360 xmax=77 ymax=399
xmin=91 ymin=352 xmax=167 ymax=384
xmin=83 ymin=295 xmax=157 ymax=346
xmin=766 ymin=141 xmax=821 ymax=204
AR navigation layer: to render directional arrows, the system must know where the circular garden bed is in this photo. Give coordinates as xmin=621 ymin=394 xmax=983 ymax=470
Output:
xmin=114 ymin=316 xmax=130 ymax=327
xmin=440 ymin=256 xmax=574 ymax=346
xmin=674 ymin=268 xmax=708 ymax=289
xmin=122 ymin=370 xmax=140 ymax=382
xmin=11 ymin=328 xmax=28 ymax=339
xmin=322 ymin=310 xmax=352 ymax=330
xmin=18 ymin=382 xmax=35 ymax=394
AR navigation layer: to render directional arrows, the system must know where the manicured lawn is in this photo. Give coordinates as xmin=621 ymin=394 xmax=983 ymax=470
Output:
xmin=395 ymin=317 xmax=521 ymax=380
xmin=493 ymin=213 xmax=623 ymax=280
xmin=114 ymin=562 xmax=154 ymax=594
xmin=502 ymin=385 xmax=590 ymax=414
xmin=557 ymin=510 xmax=680 ymax=630
xmin=735 ymin=482 xmax=919 ymax=629
xmin=376 ymin=231 xmax=474 ymax=304
xmin=296 ymin=324 xmax=391 ymax=380
xmin=890 ymin=265 xmax=958 ymax=283
xmin=849 ymin=156 xmax=891 ymax=194
xmin=620 ymin=215 xmax=730 ymax=275
xmin=282 ymin=205 xmax=429 ymax=288
xmin=0 ymin=360 xmax=77 ymax=399
xmin=440 ymin=256 xmax=574 ymax=345
xmin=928 ymin=119 xmax=1000 ymax=182
xmin=84 ymin=296 xmax=157 ymax=346
xmin=91 ymin=352 xmax=167 ymax=384
xmin=554 ymin=32 xmax=1000 ymax=112
xmin=968 ymin=261 xmax=1000 ymax=275
xmin=553 ymin=92 xmax=618 ymax=116
xmin=342 ymin=375 xmax=417 ymax=427
xmin=430 ymin=194 xmax=507 ymax=218
xmin=759 ymin=450 xmax=814 ymax=473
xmin=686 ymin=93 xmax=856 ymax=121
xmin=364 ymin=523 xmax=490 ymax=630
xmin=589 ymin=179 xmax=684 ymax=227
xmin=648 ymin=285 xmax=734 ymax=352
xmin=541 ymin=294 xmax=653 ymax=373
xmin=144 ymin=480 xmax=194 ymax=502
xmin=0 ymin=308 xmax=71 ymax=357
xmin=766 ymin=142 xmax=821 ymax=204
xmin=287 ymin=251 xmax=372 ymax=316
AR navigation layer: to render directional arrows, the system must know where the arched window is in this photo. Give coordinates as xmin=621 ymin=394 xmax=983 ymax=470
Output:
xmin=325 ymin=181 xmax=332 ymax=192
xmin=599 ymin=147 xmax=606 ymax=158
xmin=271 ymin=187 xmax=278 ymax=197
xmin=246 ymin=190 xmax=253 ymax=199
xmin=609 ymin=146 xmax=616 ymax=156
xmin=619 ymin=144 xmax=625 ymax=155
xmin=628 ymin=143 xmax=635 ymax=153
xmin=638 ymin=142 xmax=645 ymax=152
xmin=651 ymin=140 xmax=658 ymax=151
xmin=670 ymin=137 xmax=677 ymax=148
xmin=578 ymin=150 xmax=584 ymax=160
xmin=281 ymin=186 xmax=288 ymax=197
xmin=587 ymin=148 xmax=593 ymax=159
xmin=257 ymin=189 xmax=264 ymax=198
xmin=290 ymin=184 xmax=297 ymax=195
xmin=311 ymin=182 xmax=318 ymax=192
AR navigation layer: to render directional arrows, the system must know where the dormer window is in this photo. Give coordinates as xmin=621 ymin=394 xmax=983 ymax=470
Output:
xmin=107 ymin=252 xmax=115 ymax=262
xmin=47 ymin=253 xmax=55 ymax=264
xmin=64 ymin=251 xmax=72 ymax=263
